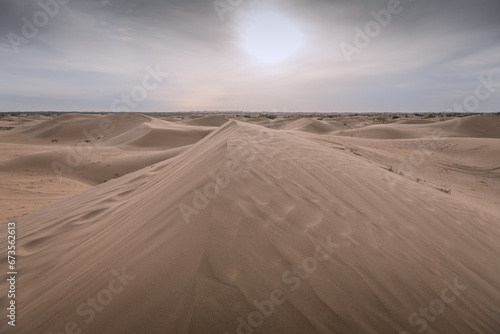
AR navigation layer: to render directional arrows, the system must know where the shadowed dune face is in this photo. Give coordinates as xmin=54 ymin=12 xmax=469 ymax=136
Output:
xmin=18 ymin=113 xmax=152 ymax=142
xmin=183 ymin=115 xmax=230 ymax=127
xmin=0 ymin=113 xmax=500 ymax=334
xmin=0 ymin=113 xmax=219 ymax=220
xmin=16 ymin=112 xmax=214 ymax=146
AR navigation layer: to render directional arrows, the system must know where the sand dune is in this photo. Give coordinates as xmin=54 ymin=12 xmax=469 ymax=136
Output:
xmin=234 ymin=115 xmax=301 ymax=130
xmin=0 ymin=146 xmax=189 ymax=185
xmin=0 ymin=113 xmax=214 ymax=219
xmin=184 ymin=115 xmax=230 ymax=127
xmin=0 ymin=171 xmax=89 ymax=223
xmin=18 ymin=113 xmax=150 ymax=143
xmin=287 ymin=121 xmax=500 ymax=217
xmin=17 ymin=113 xmax=212 ymax=146
xmin=2 ymin=115 xmax=500 ymax=334
xmin=339 ymin=115 xmax=500 ymax=139
xmin=282 ymin=118 xmax=344 ymax=134
xmin=395 ymin=119 xmax=436 ymax=125
xmin=102 ymin=123 xmax=213 ymax=149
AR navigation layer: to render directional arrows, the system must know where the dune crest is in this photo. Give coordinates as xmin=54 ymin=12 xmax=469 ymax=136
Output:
xmin=283 ymin=118 xmax=344 ymax=134
xmin=2 ymin=119 xmax=500 ymax=334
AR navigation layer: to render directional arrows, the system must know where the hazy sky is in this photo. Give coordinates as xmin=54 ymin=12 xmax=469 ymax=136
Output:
xmin=1 ymin=0 xmax=499 ymax=112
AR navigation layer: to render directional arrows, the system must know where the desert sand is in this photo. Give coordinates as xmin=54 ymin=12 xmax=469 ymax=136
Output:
xmin=1 ymin=112 xmax=499 ymax=333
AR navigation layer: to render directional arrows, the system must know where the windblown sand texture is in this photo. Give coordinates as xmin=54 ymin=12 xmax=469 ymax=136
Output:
xmin=0 ymin=113 xmax=499 ymax=334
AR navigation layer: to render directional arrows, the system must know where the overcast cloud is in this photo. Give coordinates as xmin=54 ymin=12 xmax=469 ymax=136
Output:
xmin=0 ymin=0 xmax=499 ymax=112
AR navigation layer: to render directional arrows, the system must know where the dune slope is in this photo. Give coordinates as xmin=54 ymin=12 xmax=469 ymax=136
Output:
xmin=282 ymin=118 xmax=344 ymax=134
xmin=0 ymin=113 xmax=215 ymax=186
xmin=2 ymin=121 xmax=500 ymax=334
xmin=339 ymin=115 xmax=500 ymax=139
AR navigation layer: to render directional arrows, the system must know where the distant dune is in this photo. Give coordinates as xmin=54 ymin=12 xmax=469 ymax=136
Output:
xmin=183 ymin=115 xmax=230 ymax=127
xmin=0 ymin=113 xmax=499 ymax=333
xmin=395 ymin=119 xmax=436 ymax=124
xmin=283 ymin=118 xmax=344 ymax=134
xmin=338 ymin=115 xmax=500 ymax=139
xmin=0 ymin=113 xmax=214 ymax=185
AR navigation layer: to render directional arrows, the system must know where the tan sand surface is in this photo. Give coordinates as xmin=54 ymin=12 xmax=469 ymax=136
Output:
xmin=0 ymin=113 xmax=499 ymax=333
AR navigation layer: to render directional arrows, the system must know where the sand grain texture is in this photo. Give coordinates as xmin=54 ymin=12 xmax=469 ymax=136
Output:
xmin=0 ymin=114 xmax=499 ymax=334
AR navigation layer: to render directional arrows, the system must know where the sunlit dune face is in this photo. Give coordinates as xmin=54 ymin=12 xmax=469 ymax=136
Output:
xmin=240 ymin=12 xmax=304 ymax=64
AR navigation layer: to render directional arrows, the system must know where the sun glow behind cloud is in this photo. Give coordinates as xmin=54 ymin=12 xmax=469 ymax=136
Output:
xmin=239 ymin=11 xmax=305 ymax=64
xmin=1 ymin=0 xmax=499 ymax=112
